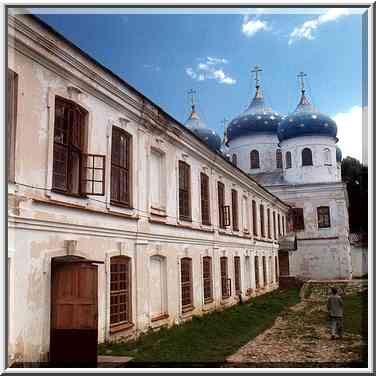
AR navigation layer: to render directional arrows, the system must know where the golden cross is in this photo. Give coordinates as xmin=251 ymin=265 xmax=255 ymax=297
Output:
xmin=297 ymin=72 xmax=307 ymax=92
xmin=251 ymin=65 xmax=262 ymax=87
xmin=188 ymin=89 xmax=196 ymax=107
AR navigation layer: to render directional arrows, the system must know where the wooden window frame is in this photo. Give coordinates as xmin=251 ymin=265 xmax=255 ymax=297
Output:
xmin=262 ymin=256 xmax=267 ymax=287
xmin=276 ymin=149 xmax=283 ymax=169
xmin=302 ymin=147 xmax=313 ymax=166
xmin=250 ymin=150 xmax=260 ymax=169
xmin=231 ymin=189 xmax=239 ymax=231
xmin=202 ymin=256 xmax=213 ymax=303
xmin=273 ymin=211 xmax=277 ymax=239
xmin=181 ymin=257 xmax=193 ymax=311
xmin=317 ymin=206 xmax=331 ymax=228
xmin=110 ymin=256 xmax=132 ymax=330
xmin=220 ymin=256 xmax=230 ymax=299
xmin=285 ymin=151 xmax=292 ymax=169
xmin=282 ymin=216 xmax=285 ymax=236
xmin=252 ymin=200 xmax=258 ymax=236
xmin=260 ymin=204 xmax=265 ymax=237
xmin=200 ymin=172 xmax=211 ymax=226
xmin=254 ymin=256 xmax=260 ymax=289
xmin=278 ymin=213 xmax=281 ymax=236
xmin=7 ymin=69 xmax=18 ymax=182
xmin=218 ymin=182 xmax=229 ymax=229
xmin=292 ymin=208 xmax=305 ymax=231
xmin=111 ymin=126 xmax=132 ymax=208
xmin=267 ymin=208 xmax=271 ymax=239
xmin=178 ymin=161 xmax=192 ymax=221
xmin=52 ymin=96 xmax=106 ymax=197
xmin=234 ymin=256 xmax=241 ymax=295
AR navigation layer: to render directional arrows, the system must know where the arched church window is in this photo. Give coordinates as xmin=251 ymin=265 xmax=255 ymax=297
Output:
xmin=301 ymin=148 xmax=313 ymax=166
xmin=286 ymin=151 xmax=292 ymax=169
xmin=232 ymin=153 xmax=237 ymax=166
xmin=276 ymin=149 xmax=283 ymax=169
xmin=250 ymin=150 xmax=260 ymax=169
xmin=323 ymin=148 xmax=331 ymax=165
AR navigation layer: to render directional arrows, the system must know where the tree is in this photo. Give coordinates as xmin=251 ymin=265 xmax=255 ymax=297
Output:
xmin=341 ymin=156 xmax=368 ymax=234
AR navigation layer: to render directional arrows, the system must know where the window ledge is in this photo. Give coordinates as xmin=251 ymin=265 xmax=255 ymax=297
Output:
xmin=46 ymin=190 xmax=89 ymax=208
xmin=204 ymin=297 xmax=214 ymax=305
xmin=110 ymin=322 xmax=134 ymax=334
xmin=151 ymin=313 xmax=169 ymax=322
xmin=182 ymin=305 xmax=194 ymax=314
xmin=220 ymin=298 xmax=231 ymax=305
xmin=150 ymin=208 xmax=167 ymax=218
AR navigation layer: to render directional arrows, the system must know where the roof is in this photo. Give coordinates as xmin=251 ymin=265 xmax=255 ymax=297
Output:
xmin=16 ymin=13 xmax=290 ymax=210
xmin=250 ymin=171 xmax=287 ymax=186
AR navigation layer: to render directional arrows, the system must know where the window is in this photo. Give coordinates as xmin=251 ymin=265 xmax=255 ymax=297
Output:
xmin=254 ymin=256 xmax=260 ymax=289
xmin=302 ymin=148 xmax=313 ymax=166
xmin=234 ymin=256 xmax=241 ymax=295
xmin=260 ymin=204 xmax=265 ymax=237
xmin=317 ymin=206 xmax=331 ymax=228
xmin=110 ymin=256 xmax=132 ymax=328
xmin=218 ymin=182 xmax=230 ymax=228
xmin=252 ymin=200 xmax=258 ymax=236
xmin=292 ymin=208 xmax=305 ymax=231
xmin=7 ymin=69 xmax=18 ymax=182
xmin=269 ymin=256 xmax=273 ymax=284
xmin=282 ymin=216 xmax=285 ymax=236
xmin=250 ymin=150 xmax=260 ymax=169
xmin=181 ymin=257 xmax=193 ymax=310
xmin=262 ymin=256 xmax=267 ymax=286
xmin=275 ymin=256 xmax=279 ymax=281
xmin=267 ymin=208 xmax=271 ymax=239
xmin=202 ymin=256 xmax=213 ymax=303
xmin=150 ymin=255 xmax=167 ymax=319
xmin=276 ymin=149 xmax=283 ymax=169
xmin=277 ymin=213 xmax=281 ymax=236
xmin=285 ymin=151 xmax=292 ymax=169
xmin=242 ymin=196 xmax=250 ymax=232
xmin=232 ymin=154 xmax=237 ymax=166
xmin=200 ymin=173 xmax=211 ymax=225
xmin=53 ymin=96 xmax=105 ymax=196
xmin=231 ymin=189 xmax=239 ymax=231
xmin=111 ymin=126 xmax=132 ymax=207
xmin=273 ymin=211 xmax=276 ymax=239
xmin=179 ymin=161 xmax=191 ymax=221
xmin=150 ymin=148 xmax=165 ymax=210
xmin=220 ymin=257 xmax=230 ymax=299
xmin=324 ymin=148 xmax=331 ymax=165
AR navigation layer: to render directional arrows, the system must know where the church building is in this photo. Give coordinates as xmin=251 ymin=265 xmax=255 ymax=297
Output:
xmin=226 ymin=67 xmax=352 ymax=280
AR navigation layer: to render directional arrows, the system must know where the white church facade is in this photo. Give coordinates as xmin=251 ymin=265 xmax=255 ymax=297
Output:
xmin=226 ymin=68 xmax=352 ymax=281
xmin=7 ymin=14 xmax=290 ymax=364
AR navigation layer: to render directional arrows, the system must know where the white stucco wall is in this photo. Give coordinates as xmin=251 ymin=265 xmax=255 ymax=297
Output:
xmin=227 ymin=133 xmax=280 ymax=174
xmin=280 ymin=135 xmax=341 ymax=185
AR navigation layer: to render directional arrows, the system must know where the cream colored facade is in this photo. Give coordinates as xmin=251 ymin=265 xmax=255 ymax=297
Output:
xmin=7 ymin=14 xmax=290 ymax=364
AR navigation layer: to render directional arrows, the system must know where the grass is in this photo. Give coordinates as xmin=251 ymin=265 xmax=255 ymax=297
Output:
xmin=343 ymin=291 xmax=368 ymax=337
xmin=98 ymin=288 xmax=300 ymax=364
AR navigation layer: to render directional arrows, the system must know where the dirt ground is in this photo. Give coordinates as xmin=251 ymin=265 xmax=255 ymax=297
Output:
xmin=227 ymin=297 xmax=367 ymax=367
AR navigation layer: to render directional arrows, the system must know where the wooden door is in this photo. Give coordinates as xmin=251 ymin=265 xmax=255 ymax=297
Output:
xmin=50 ymin=260 xmax=98 ymax=366
xmin=279 ymin=251 xmax=290 ymax=276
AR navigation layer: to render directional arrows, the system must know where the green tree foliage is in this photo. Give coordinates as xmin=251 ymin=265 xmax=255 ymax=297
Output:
xmin=341 ymin=156 xmax=368 ymax=234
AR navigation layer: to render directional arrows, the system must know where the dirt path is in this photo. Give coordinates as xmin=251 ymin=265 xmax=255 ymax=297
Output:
xmin=227 ymin=298 xmax=366 ymax=367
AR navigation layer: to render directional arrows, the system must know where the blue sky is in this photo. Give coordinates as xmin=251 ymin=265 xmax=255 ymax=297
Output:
xmin=33 ymin=8 xmax=367 ymax=161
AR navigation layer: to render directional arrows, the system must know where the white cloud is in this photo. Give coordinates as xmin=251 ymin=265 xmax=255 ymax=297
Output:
xmin=333 ymin=105 xmax=363 ymax=162
xmin=288 ymin=8 xmax=349 ymax=45
xmin=242 ymin=15 xmax=271 ymax=37
xmin=185 ymin=57 xmax=236 ymax=85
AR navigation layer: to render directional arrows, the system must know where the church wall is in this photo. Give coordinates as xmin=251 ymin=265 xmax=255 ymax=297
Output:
xmin=227 ymin=133 xmax=280 ymax=174
xmin=281 ymin=136 xmax=340 ymax=184
xmin=7 ymin=14 xmax=287 ymax=364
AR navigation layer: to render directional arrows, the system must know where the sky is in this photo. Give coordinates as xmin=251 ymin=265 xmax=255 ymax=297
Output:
xmin=32 ymin=7 xmax=367 ymax=162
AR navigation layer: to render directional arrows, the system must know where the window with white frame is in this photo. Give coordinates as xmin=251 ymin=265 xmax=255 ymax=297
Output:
xmin=150 ymin=148 xmax=165 ymax=210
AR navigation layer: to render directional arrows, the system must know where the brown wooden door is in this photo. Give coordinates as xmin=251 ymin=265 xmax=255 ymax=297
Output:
xmin=50 ymin=260 xmax=98 ymax=366
xmin=279 ymin=251 xmax=290 ymax=276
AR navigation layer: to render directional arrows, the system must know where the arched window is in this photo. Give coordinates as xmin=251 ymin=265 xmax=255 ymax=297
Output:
xmin=231 ymin=153 xmax=237 ymax=166
xmin=323 ymin=148 xmax=331 ymax=165
xmin=276 ymin=149 xmax=283 ymax=169
xmin=301 ymin=148 xmax=313 ymax=166
xmin=250 ymin=150 xmax=260 ymax=169
xmin=285 ymin=151 xmax=292 ymax=169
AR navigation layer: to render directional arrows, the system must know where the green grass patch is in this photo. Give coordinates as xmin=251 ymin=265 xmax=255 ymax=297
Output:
xmin=343 ymin=291 xmax=368 ymax=337
xmin=98 ymin=288 xmax=300 ymax=364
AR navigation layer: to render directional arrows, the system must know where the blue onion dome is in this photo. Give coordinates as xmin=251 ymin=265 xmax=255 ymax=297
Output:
xmin=185 ymin=104 xmax=222 ymax=152
xmin=277 ymin=89 xmax=338 ymax=142
xmin=336 ymin=145 xmax=343 ymax=162
xmin=226 ymin=81 xmax=283 ymax=143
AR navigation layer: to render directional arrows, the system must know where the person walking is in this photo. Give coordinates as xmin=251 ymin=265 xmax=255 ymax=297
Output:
xmin=327 ymin=287 xmax=344 ymax=339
